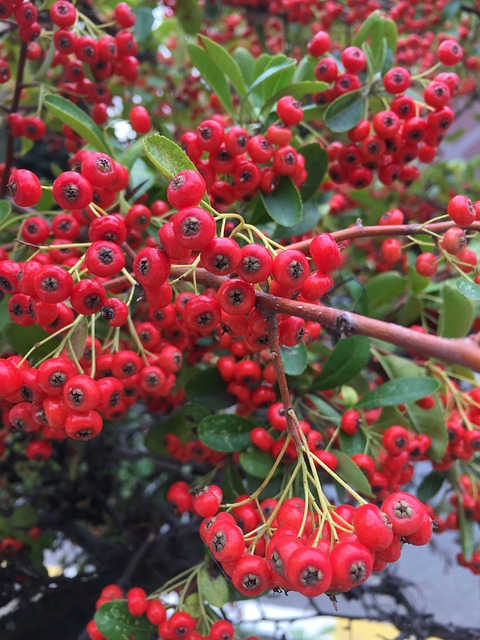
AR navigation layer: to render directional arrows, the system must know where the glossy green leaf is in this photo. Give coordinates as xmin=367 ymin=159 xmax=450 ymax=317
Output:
xmin=292 ymin=55 xmax=317 ymax=82
xmin=200 ymin=36 xmax=247 ymax=97
xmin=199 ymin=414 xmax=255 ymax=452
xmin=377 ymin=354 xmax=448 ymax=461
xmin=185 ymin=368 xmax=235 ymax=411
xmin=311 ymin=335 xmax=370 ymax=391
xmin=382 ymin=18 xmax=398 ymax=53
xmin=188 ymin=44 xmax=234 ymax=116
xmin=261 ymin=55 xmax=296 ymax=101
xmin=366 ymin=271 xmax=405 ymax=318
xmin=223 ymin=462 xmax=245 ymax=501
xmin=144 ymin=134 xmax=198 ymax=181
xmin=356 ymin=376 xmax=440 ymax=409
xmin=439 ymin=281 xmax=474 ymax=337
xmin=198 ymin=567 xmax=230 ymax=608
xmin=44 ymin=94 xmax=109 ymax=154
xmin=246 ymin=60 xmax=296 ymax=98
xmin=6 ymin=324 xmax=51 ymax=362
xmin=299 ymin=143 xmax=328 ymax=201
xmin=339 ymin=430 xmax=367 ymax=457
xmin=333 ymin=451 xmax=374 ymax=497
xmin=134 ymin=6 xmax=154 ymax=41
xmin=260 ymin=177 xmax=302 ymax=227
xmin=352 ymin=10 xmax=382 ymax=47
xmin=175 ymin=0 xmax=203 ymax=35
xmin=95 ymin=601 xmax=156 ymax=640
xmin=240 ymin=449 xmax=275 ymax=479
xmin=456 ymin=278 xmax=480 ymax=300
xmin=324 ymin=91 xmax=365 ymax=133
xmin=416 ymin=471 xmax=445 ymax=503
xmin=233 ymin=47 xmax=254 ymax=86
xmin=305 ymin=394 xmax=341 ymax=424
xmin=280 ymin=343 xmax=307 ymax=376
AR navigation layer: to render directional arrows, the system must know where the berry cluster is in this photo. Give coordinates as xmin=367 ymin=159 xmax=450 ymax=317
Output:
xmin=197 ymin=489 xmax=431 ymax=598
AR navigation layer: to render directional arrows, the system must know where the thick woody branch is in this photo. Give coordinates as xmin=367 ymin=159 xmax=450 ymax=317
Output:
xmin=105 ymin=264 xmax=480 ymax=372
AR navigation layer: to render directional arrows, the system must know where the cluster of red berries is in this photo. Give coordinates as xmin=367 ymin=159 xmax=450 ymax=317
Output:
xmin=197 ymin=489 xmax=431 ymax=598
xmin=86 ymin=581 xmax=258 ymax=640
xmin=1 ymin=0 xmax=139 ymax=143
xmin=178 ymin=108 xmax=308 ymax=211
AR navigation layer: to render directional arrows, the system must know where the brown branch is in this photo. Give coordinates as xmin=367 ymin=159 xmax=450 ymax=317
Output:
xmin=265 ymin=313 xmax=303 ymax=448
xmin=1 ymin=41 xmax=28 ymax=196
xmin=289 ymin=221 xmax=480 ymax=253
xmin=103 ymin=266 xmax=480 ymax=372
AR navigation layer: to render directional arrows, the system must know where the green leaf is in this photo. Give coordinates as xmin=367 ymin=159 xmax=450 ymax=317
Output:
xmin=304 ymin=394 xmax=341 ymax=424
xmin=299 ymin=144 xmax=328 ymax=201
xmin=199 ymin=36 xmax=247 ymax=97
xmin=188 ymin=44 xmax=235 ymax=116
xmin=185 ymin=368 xmax=235 ymax=411
xmin=280 ymin=343 xmax=307 ymax=376
xmin=198 ymin=567 xmax=230 ymax=608
xmin=232 ymin=47 xmax=254 ymax=86
xmin=239 ymin=448 xmax=275 ymax=479
xmin=0 ymin=297 xmax=10 ymax=335
xmin=95 ymin=601 xmax=157 ymax=640
xmin=352 ymin=10 xmax=382 ymax=47
xmin=324 ymin=91 xmax=366 ymax=133
xmin=333 ymin=451 xmax=374 ymax=497
xmin=134 ymin=6 xmax=154 ymax=41
xmin=382 ymin=18 xmax=398 ymax=53
xmin=261 ymin=81 xmax=328 ymax=113
xmin=260 ymin=177 xmax=302 ymax=227
xmin=339 ymin=430 xmax=367 ymax=456
xmin=438 ymin=281 xmax=474 ymax=337
xmin=199 ymin=414 xmax=255 ymax=452
xmin=292 ymin=55 xmax=317 ymax=82
xmin=365 ymin=271 xmax=405 ymax=318
xmin=145 ymin=403 xmax=209 ymax=455
xmin=456 ymin=278 xmax=480 ymax=300
xmin=416 ymin=471 xmax=445 ymax=503
xmin=459 ymin=504 xmax=475 ymax=562
xmin=175 ymin=0 xmax=203 ymax=35
xmin=0 ymin=199 xmax=12 ymax=223
xmin=311 ymin=336 xmax=370 ymax=391
xmin=246 ymin=60 xmax=296 ymax=98
xmin=223 ymin=462 xmax=245 ymax=501
xmin=377 ymin=354 xmax=448 ymax=462
xmin=363 ymin=38 xmax=386 ymax=76
xmin=44 ymin=94 xmax=109 ymax=154
xmin=6 ymin=324 xmax=51 ymax=362
xmin=356 ymin=376 xmax=440 ymax=409
xmin=144 ymin=134 xmax=198 ymax=181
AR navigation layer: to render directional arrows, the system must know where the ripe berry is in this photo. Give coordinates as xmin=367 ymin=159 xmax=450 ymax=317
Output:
xmin=85 ymin=241 xmax=125 ymax=277
xmin=276 ymin=96 xmax=303 ymax=126
xmin=129 ymin=106 xmax=151 ymax=134
xmin=8 ymin=169 xmax=42 ymax=207
xmin=381 ymin=491 xmax=424 ymax=536
xmin=172 ymin=206 xmax=216 ymax=250
xmin=167 ymin=170 xmax=206 ymax=209
xmin=52 ymin=171 xmax=93 ymax=210
xmin=127 ymin=587 xmax=147 ymax=617
xmin=447 ymin=195 xmax=476 ymax=226
xmin=309 ymin=233 xmax=342 ymax=271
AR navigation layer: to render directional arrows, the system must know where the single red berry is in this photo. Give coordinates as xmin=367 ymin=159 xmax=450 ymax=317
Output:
xmin=167 ymin=170 xmax=206 ymax=209
xmin=8 ymin=169 xmax=42 ymax=207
